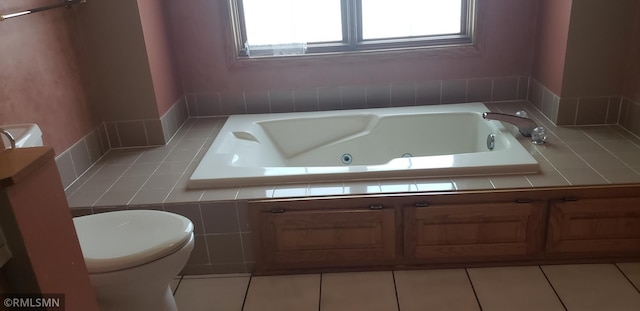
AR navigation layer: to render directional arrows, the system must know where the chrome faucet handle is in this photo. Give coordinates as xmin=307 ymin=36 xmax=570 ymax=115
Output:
xmin=0 ymin=128 xmax=16 ymax=150
xmin=531 ymin=126 xmax=547 ymax=145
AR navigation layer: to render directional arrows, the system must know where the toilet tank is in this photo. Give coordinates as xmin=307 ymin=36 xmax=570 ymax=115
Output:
xmin=1 ymin=123 xmax=43 ymax=148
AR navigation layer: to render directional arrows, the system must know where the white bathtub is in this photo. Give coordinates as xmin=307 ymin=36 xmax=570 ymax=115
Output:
xmin=188 ymin=103 xmax=539 ymax=188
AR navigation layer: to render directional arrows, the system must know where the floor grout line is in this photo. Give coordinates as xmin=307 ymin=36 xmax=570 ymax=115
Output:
xmin=538 ymin=265 xmax=568 ymax=311
xmin=171 ymin=264 xmax=640 ymax=310
xmin=614 ymin=263 xmax=640 ymax=295
xmin=318 ymin=273 xmax=323 ymax=311
xmin=465 ymin=269 xmax=484 ymax=311
xmin=240 ymin=274 xmax=252 ymax=311
xmin=392 ymin=271 xmax=401 ymax=311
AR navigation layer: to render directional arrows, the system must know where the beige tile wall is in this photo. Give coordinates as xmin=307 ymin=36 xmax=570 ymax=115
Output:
xmin=621 ymin=97 xmax=640 ymax=137
xmin=188 ymin=76 xmax=530 ymax=117
xmin=55 ymin=124 xmax=109 ymax=189
xmin=104 ymin=96 xmax=189 ymax=149
xmin=56 ymin=96 xmax=189 ymax=189
xmin=529 ymin=78 xmax=623 ymax=126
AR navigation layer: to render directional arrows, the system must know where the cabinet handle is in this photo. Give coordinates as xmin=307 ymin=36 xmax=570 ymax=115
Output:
xmin=515 ymin=199 xmax=532 ymax=203
xmin=563 ymin=197 xmax=578 ymax=202
xmin=369 ymin=205 xmax=384 ymax=210
xmin=271 ymin=208 xmax=286 ymax=214
xmin=414 ymin=202 xmax=429 ymax=208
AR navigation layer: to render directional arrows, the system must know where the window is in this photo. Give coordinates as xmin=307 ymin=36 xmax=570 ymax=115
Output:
xmin=228 ymin=0 xmax=476 ymax=58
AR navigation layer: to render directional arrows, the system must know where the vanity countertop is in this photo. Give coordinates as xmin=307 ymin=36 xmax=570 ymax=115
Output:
xmin=0 ymin=147 xmax=54 ymax=188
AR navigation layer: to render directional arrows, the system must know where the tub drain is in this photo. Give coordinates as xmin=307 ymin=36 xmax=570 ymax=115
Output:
xmin=341 ymin=153 xmax=353 ymax=165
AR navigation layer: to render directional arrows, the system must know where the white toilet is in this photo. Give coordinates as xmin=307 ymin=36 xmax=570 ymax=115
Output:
xmin=73 ymin=210 xmax=194 ymax=311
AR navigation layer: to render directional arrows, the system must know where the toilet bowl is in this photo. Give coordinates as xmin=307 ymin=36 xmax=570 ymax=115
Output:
xmin=73 ymin=210 xmax=194 ymax=311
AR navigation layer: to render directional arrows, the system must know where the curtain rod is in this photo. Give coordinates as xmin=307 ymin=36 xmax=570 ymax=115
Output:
xmin=0 ymin=0 xmax=86 ymax=21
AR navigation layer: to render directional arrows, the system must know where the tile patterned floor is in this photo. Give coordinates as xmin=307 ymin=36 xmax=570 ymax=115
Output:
xmin=171 ymin=263 xmax=640 ymax=311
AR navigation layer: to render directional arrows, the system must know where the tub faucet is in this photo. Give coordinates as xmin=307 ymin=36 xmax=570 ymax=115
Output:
xmin=482 ymin=112 xmax=538 ymax=137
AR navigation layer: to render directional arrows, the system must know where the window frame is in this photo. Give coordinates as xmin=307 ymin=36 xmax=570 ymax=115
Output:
xmin=228 ymin=0 xmax=477 ymax=58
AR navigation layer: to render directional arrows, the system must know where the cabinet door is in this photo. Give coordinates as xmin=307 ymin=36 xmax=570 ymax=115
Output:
xmin=404 ymin=202 xmax=544 ymax=261
xmin=257 ymin=207 xmax=396 ymax=270
xmin=547 ymin=198 xmax=640 ymax=255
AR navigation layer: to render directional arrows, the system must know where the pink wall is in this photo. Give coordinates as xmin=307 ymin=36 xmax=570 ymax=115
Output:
xmin=0 ymin=1 xmax=97 ymax=155
xmin=138 ymin=0 xmax=182 ymax=117
xmin=165 ymin=0 xmax=538 ymax=93
xmin=533 ymin=0 xmax=638 ymax=99
xmin=78 ymin=0 xmax=159 ymax=122
xmin=562 ymin=0 xmax=637 ymax=98
xmin=532 ymin=0 xmax=572 ymax=95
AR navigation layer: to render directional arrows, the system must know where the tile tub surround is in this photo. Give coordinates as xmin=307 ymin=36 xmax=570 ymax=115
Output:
xmin=64 ymin=101 xmax=640 ymax=275
xmin=104 ymin=95 xmax=189 ymax=149
xmin=55 ymin=124 xmax=110 ymax=189
xmin=621 ymin=97 xmax=640 ymax=137
xmin=528 ymin=78 xmax=628 ymax=127
xmin=186 ymin=76 xmax=531 ymax=117
xmin=56 ymin=96 xmax=190 ymax=189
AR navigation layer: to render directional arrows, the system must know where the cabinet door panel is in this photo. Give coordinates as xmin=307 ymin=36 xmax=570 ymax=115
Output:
xmin=547 ymin=198 xmax=640 ymax=254
xmin=404 ymin=202 xmax=543 ymax=260
xmin=260 ymin=208 xmax=396 ymax=268
xmin=419 ymin=220 xmax=527 ymax=245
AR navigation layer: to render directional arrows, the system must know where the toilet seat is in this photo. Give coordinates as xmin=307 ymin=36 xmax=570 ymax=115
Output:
xmin=73 ymin=210 xmax=194 ymax=273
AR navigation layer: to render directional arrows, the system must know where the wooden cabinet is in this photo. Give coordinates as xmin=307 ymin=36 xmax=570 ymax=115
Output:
xmin=404 ymin=201 xmax=545 ymax=261
xmin=249 ymin=186 xmax=640 ymax=274
xmin=547 ymin=198 xmax=640 ymax=255
xmin=251 ymin=199 xmax=396 ymax=272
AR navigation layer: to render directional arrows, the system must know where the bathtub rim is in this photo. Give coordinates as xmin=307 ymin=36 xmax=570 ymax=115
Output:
xmin=188 ymin=103 xmax=540 ymax=189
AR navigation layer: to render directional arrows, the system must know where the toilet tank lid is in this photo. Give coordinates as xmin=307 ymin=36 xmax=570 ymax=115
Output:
xmin=73 ymin=210 xmax=194 ymax=273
